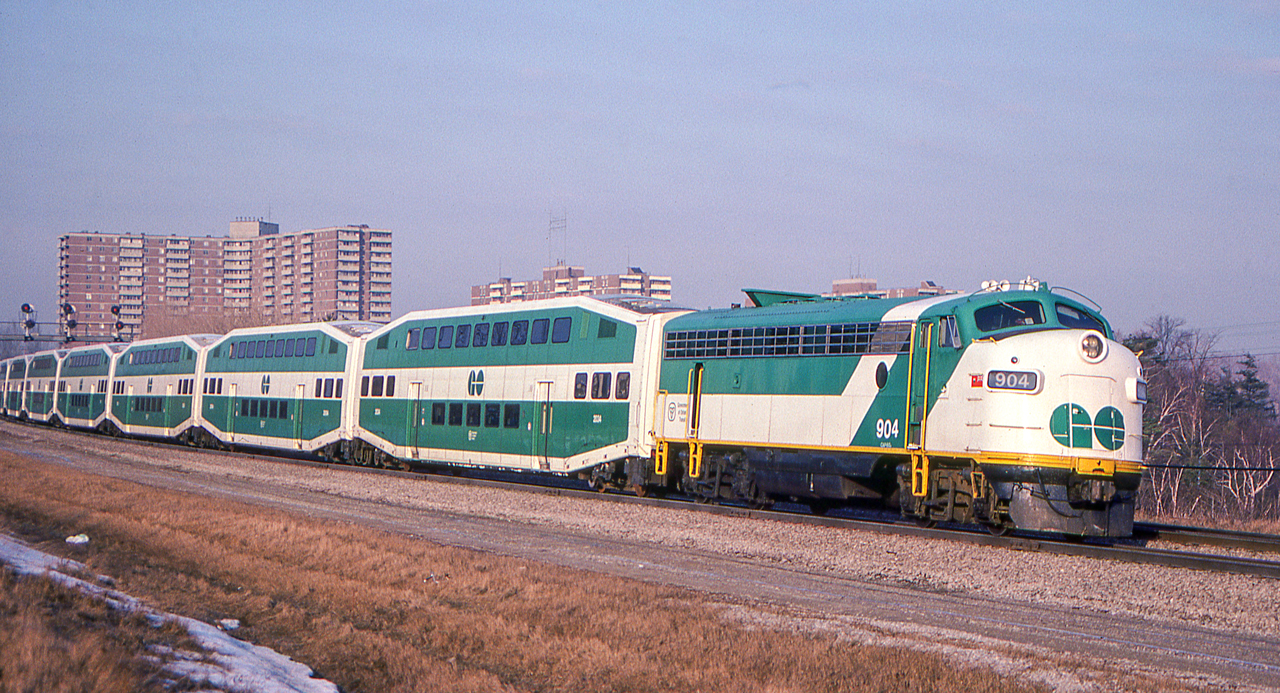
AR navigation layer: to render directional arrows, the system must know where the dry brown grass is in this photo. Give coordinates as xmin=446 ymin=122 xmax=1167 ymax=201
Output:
xmin=0 ymin=569 xmax=198 ymax=693
xmin=1 ymin=448 xmax=1162 ymax=693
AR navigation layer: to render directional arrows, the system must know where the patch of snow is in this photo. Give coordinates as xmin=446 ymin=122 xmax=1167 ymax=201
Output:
xmin=0 ymin=533 xmax=338 ymax=693
xmin=65 ymin=533 xmax=89 ymax=545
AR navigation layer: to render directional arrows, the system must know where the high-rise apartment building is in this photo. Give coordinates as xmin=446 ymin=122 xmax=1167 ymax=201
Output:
xmin=471 ymin=264 xmax=673 ymax=306
xmin=58 ymin=221 xmax=392 ymax=339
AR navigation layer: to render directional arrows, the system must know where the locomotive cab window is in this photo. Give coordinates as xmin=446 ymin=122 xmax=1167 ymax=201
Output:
xmin=574 ymin=373 xmax=588 ymax=399
xmin=615 ymin=372 xmax=630 ymax=400
xmin=938 ymin=316 xmax=960 ymax=348
xmin=973 ymin=301 xmax=1045 ymax=332
xmin=1055 ymin=303 xmax=1106 ymax=333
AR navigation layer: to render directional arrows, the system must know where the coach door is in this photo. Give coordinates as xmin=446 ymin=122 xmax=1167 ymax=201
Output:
xmin=293 ymin=383 xmax=306 ymax=449
xmin=408 ymin=381 xmax=423 ymax=459
xmin=227 ymin=382 xmax=238 ymax=443
xmin=534 ymin=380 xmax=553 ymax=470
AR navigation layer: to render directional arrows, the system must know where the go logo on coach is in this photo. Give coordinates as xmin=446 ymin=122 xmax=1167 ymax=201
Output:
xmin=1049 ymin=403 xmax=1125 ymax=451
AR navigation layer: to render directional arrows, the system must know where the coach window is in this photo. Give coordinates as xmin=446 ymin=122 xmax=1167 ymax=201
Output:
xmin=473 ymin=323 xmax=490 ymax=347
xmin=255 ymin=340 xmax=266 ymax=358
xmin=238 ymin=341 xmax=247 ymax=358
xmin=265 ymin=340 xmax=276 ymax=358
xmin=334 ymin=379 xmax=343 ymax=398
xmin=407 ymin=328 xmax=421 ymax=350
xmin=432 ymin=402 xmax=446 ymax=425
xmin=466 ymin=403 xmax=481 ymax=427
xmin=484 ymin=403 xmax=500 ymax=428
xmin=574 ymin=373 xmax=588 ymax=399
xmin=504 ymin=404 xmax=520 ymax=428
xmin=276 ymin=339 xmax=286 ymax=356
xmin=421 ymin=326 xmax=437 ymax=350
xmin=316 ymin=378 xmax=324 ymax=398
xmin=551 ymin=317 xmax=572 ymax=343
xmin=280 ymin=400 xmax=289 ymax=418
xmin=455 ymin=324 xmax=471 ymax=348
xmin=530 ymin=318 xmax=550 ymax=344
xmin=283 ymin=339 xmax=294 ymax=357
xmin=438 ymin=325 xmax=454 ymax=349
xmin=269 ymin=400 xmax=279 ymax=418
xmin=371 ymin=375 xmax=384 ymax=397
xmin=306 ymin=337 xmax=317 ymax=356
xmin=615 ymin=372 xmax=631 ymax=400
xmin=491 ymin=322 xmax=509 ymax=346
xmin=324 ymin=378 xmax=335 ymax=399
xmin=448 ymin=402 xmax=463 ymax=426
xmin=591 ymin=372 xmax=612 ymax=400
xmin=250 ymin=400 xmax=259 ymax=417
xmin=510 ymin=320 xmax=529 ymax=346
xmin=360 ymin=376 xmax=369 ymax=397
xmin=385 ymin=375 xmax=396 ymax=397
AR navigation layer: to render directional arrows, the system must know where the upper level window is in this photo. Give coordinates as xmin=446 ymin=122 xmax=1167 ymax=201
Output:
xmin=422 ymin=326 xmax=437 ymax=349
xmin=530 ymin=318 xmax=550 ymax=345
xmin=973 ymin=301 xmax=1045 ymax=332
xmin=455 ymin=324 xmax=471 ymax=348
xmin=510 ymin=320 xmax=529 ymax=346
xmin=406 ymin=328 xmax=421 ymax=350
xmin=438 ymin=325 xmax=454 ymax=349
xmin=551 ymin=317 xmax=572 ymax=343
xmin=473 ymin=323 xmax=490 ymax=347
xmin=491 ymin=322 xmax=509 ymax=346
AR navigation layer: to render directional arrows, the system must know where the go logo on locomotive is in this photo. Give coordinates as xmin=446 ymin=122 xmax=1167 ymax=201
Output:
xmin=1049 ymin=403 xmax=1125 ymax=451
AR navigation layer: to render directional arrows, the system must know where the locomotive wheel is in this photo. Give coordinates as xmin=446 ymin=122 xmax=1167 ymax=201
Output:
xmin=629 ymin=484 xmax=649 ymax=498
xmin=808 ymin=500 xmax=831 ymax=516
xmin=984 ymin=522 xmax=1009 ymax=536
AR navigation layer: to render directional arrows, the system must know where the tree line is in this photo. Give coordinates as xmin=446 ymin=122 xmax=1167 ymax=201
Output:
xmin=1124 ymin=316 xmax=1278 ymax=524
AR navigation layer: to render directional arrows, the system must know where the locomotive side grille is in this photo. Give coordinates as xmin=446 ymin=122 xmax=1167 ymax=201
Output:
xmin=664 ymin=320 xmax=912 ymax=360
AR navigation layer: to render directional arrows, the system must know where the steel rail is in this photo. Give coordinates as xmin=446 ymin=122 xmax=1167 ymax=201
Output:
xmin=6 ymin=417 xmax=1280 ymax=580
xmin=1135 ymin=521 xmax=1280 ymax=556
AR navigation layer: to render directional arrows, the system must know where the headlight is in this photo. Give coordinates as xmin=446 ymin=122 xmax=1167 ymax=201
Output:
xmin=1126 ymin=378 xmax=1147 ymax=404
xmin=1079 ymin=332 xmax=1107 ymax=363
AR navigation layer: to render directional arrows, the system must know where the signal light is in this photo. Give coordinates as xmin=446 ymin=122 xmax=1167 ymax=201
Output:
xmin=62 ymin=303 xmax=76 ymax=315
xmin=110 ymin=305 xmax=121 ymax=316
xmin=21 ymin=303 xmax=33 ymax=314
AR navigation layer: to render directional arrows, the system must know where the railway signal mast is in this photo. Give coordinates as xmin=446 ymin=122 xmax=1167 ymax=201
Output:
xmin=20 ymin=303 xmax=37 ymax=341
xmin=61 ymin=303 xmax=79 ymax=342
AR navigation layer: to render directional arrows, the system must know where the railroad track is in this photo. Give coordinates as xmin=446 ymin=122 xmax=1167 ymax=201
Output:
xmin=8 ymin=418 xmax=1280 ymax=580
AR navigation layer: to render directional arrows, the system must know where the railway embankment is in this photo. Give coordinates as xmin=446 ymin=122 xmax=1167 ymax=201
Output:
xmin=2 ymin=420 xmax=1277 ymax=691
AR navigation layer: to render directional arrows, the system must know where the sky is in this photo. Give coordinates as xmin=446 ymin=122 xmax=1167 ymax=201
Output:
xmin=2 ymin=2 xmax=1277 ymax=358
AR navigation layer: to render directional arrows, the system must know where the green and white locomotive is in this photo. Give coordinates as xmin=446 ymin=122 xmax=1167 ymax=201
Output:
xmin=648 ymin=279 xmax=1144 ymax=536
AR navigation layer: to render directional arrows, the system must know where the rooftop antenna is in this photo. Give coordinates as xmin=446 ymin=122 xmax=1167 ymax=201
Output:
xmin=548 ymin=211 xmax=567 ymax=266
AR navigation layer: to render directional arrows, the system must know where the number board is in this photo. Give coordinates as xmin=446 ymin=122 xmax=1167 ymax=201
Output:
xmin=986 ymin=370 xmax=1040 ymax=392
